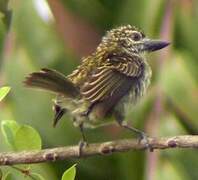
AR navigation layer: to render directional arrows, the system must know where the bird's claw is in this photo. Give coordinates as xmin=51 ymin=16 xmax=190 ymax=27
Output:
xmin=138 ymin=132 xmax=153 ymax=152
xmin=78 ymin=140 xmax=88 ymax=157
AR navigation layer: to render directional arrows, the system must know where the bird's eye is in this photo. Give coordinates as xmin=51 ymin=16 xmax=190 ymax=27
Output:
xmin=132 ymin=32 xmax=142 ymax=41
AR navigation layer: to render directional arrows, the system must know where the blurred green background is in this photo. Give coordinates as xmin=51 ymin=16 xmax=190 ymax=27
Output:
xmin=0 ymin=0 xmax=198 ymax=179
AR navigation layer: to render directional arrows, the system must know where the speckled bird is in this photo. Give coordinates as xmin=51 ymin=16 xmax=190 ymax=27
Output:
xmin=24 ymin=25 xmax=169 ymax=145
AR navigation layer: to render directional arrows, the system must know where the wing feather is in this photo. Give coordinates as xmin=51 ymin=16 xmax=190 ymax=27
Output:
xmin=81 ymin=54 xmax=143 ymax=106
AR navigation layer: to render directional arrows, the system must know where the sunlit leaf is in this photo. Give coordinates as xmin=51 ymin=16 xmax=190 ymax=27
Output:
xmin=62 ymin=164 xmax=77 ymax=180
xmin=14 ymin=125 xmax=42 ymax=151
xmin=0 ymin=86 xmax=10 ymax=101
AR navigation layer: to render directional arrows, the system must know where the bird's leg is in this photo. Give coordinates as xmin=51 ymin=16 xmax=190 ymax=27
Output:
xmin=78 ymin=123 xmax=88 ymax=157
xmin=119 ymin=121 xmax=152 ymax=150
xmin=114 ymin=111 xmax=152 ymax=151
xmin=119 ymin=121 xmax=149 ymax=144
xmin=80 ymin=103 xmax=96 ymax=117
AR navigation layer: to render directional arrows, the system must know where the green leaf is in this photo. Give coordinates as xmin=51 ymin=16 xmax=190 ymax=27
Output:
xmin=0 ymin=86 xmax=10 ymax=101
xmin=31 ymin=173 xmax=45 ymax=180
xmin=14 ymin=125 xmax=42 ymax=151
xmin=62 ymin=164 xmax=77 ymax=180
xmin=1 ymin=120 xmax=20 ymax=149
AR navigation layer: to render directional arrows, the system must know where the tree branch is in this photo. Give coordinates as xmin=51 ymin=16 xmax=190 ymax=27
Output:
xmin=0 ymin=135 xmax=198 ymax=166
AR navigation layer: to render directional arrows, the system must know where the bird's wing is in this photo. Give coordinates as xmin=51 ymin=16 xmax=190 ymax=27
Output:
xmin=81 ymin=55 xmax=143 ymax=104
xmin=108 ymin=53 xmax=143 ymax=77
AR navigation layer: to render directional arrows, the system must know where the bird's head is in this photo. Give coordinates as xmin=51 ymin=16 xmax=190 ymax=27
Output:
xmin=100 ymin=25 xmax=170 ymax=55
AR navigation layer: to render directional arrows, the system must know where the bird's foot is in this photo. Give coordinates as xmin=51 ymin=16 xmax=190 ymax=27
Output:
xmin=137 ymin=131 xmax=153 ymax=152
xmin=119 ymin=121 xmax=153 ymax=151
xmin=78 ymin=140 xmax=88 ymax=157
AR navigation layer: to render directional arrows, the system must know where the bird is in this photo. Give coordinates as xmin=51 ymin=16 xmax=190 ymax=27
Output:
xmin=24 ymin=25 xmax=169 ymax=150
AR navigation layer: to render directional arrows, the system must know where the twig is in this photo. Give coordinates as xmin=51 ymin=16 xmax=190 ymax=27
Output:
xmin=0 ymin=135 xmax=198 ymax=166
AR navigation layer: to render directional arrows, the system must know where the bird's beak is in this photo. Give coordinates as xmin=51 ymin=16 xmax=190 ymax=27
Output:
xmin=142 ymin=39 xmax=170 ymax=52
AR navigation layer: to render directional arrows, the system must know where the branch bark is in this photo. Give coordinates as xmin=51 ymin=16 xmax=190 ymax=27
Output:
xmin=0 ymin=135 xmax=198 ymax=166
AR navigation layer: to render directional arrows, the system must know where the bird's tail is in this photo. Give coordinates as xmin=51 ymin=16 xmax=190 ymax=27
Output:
xmin=24 ymin=68 xmax=79 ymax=98
xmin=24 ymin=68 xmax=79 ymax=127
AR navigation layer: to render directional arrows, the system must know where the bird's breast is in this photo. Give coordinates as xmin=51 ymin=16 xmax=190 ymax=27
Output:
xmin=114 ymin=62 xmax=152 ymax=115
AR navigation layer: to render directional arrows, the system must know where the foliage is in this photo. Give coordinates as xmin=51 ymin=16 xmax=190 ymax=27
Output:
xmin=1 ymin=120 xmax=42 ymax=151
xmin=1 ymin=120 xmax=20 ymax=149
xmin=62 ymin=164 xmax=76 ymax=180
xmin=14 ymin=125 xmax=42 ymax=151
xmin=0 ymin=87 xmax=10 ymax=102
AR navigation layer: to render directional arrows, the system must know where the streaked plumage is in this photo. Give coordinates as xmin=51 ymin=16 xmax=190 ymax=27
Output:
xmin=24 ymin=25 xmax=169 ymax=142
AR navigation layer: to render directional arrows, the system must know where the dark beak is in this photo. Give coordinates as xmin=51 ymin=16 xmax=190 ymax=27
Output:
xmin=142 ymin=39 xmax=170 ymax=52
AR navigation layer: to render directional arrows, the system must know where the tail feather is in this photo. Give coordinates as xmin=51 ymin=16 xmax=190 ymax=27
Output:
xmin=24 ymin=68 xmax=79 ymax=98
xmin=53 ymin=104 xmax=66 ymax=127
